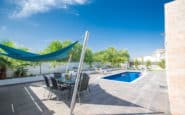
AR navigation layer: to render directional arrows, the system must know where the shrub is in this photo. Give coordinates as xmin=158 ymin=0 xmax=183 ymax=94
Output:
xmin=158 ymin=59 xmax=165 ymax=69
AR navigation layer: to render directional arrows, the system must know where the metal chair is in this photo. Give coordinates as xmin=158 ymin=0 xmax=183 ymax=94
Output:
xmin=43 ymin=75 xmax=52 ymax=99
xmin=77 ymin=73 xmax=90 ymax=103
xmin=50 ymin=77 xmax=69 ymax=100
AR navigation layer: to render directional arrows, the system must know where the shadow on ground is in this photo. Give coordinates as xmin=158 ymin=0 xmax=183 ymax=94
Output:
xmin=96 ymin=112 xmax=164 ymax=115
xmin=79 ymin=84 xmax=143 ymax=107
xmin=29 ymin=82 xmax=166 ymax=115
xmin=50 ymin=84 xmax=144 ymax=108
xmin=27 ymin=85 xmax=55 ymax=115
xmin=0 ymin=83 xmax=54 ymax=115
xmin=38 ymin=83 xmax=145 ymax=114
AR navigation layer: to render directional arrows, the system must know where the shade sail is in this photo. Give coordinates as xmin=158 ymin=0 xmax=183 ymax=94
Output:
xmin=0 ymin=41 xmax=78 ymax=61
xmin=0 ymin=44 xmax=39 ymax=57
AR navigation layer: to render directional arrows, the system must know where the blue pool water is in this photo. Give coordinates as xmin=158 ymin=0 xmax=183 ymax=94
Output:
xmin=103 ymin=72 xmax=141 ymax=83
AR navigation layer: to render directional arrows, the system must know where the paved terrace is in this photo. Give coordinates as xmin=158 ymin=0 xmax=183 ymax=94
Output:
xmin=0 ymin=71 xmax=170 ymax=115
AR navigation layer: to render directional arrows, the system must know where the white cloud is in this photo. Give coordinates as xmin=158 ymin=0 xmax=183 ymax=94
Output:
xmin=11 ymin=0 xmax=88 ymax=18
xmin=73 ymin=0 xmax=87 ymax=4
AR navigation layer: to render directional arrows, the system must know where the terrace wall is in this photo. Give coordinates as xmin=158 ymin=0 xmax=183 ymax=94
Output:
xmin=6 ymin=62 xmax=90 ymax=78
xmin=165 ymin=0 xmax=185 ymax=114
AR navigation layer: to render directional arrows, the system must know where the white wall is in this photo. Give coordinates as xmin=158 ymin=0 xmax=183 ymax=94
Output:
xmin=165 ymin=0 xmax=185 ymax=114
xmin=6 ymin=62 xmax=90 ymax=77
xmin=6 ymin=68 xmax=14 ymax=78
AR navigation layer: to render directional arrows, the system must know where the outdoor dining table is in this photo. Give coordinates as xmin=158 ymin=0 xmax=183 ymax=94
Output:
xmin=56 ymin=76 xmax=76 ymax=85
xmin=55 ymin=76 xmax=76 ymax=99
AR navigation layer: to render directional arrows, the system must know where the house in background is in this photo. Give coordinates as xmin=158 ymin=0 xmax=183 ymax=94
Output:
xmin=135 ymin=49 xmax=165 ymax=62
xmin=131 ymin=49 xmax=165 ymax=69
xmin=153 ymin=49 xmax=165 ymax=62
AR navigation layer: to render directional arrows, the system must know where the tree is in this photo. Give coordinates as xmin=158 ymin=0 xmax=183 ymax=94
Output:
xmin=42 ymin=40 xmax=94 ymax=66
xmin=93 ymin=51 xmax=106 ymax=63
xmin=84 ymin=48 xmax=93 ymax=66
xmin=71 ymin=43 xmax=82 ymax=62
xmin=104 ymin=47 xmax=117 ymax=66
xmin=93 ymin=47 xmax=130 ymax=67
xmin=42 ymin=40 xmax=70 ymax=67
xmin=134 ymin=59 xmax=140 ymax=68
xmin=0 ymin=41 xmax=30 ymax=78
xmin=158 ymin=59 xmax=165 ymax=69
xmin=1 ymin=41 xmax=30 ymax=66
xmin=116 ymin=49 xmax=130 ymax=64
xmin=145 ymin=60 xmax=152 ymax=69
xmin=0 ymin=57 xmax=11 ymax=79
xmin=42 ymin=40 xmax=63 ymax=54
xmin=62 ymin=40 xmax=72 ymax=47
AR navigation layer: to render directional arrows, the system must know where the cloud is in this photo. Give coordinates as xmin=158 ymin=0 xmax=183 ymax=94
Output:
xmin=10 ymin=0 xmax=88 ymax=18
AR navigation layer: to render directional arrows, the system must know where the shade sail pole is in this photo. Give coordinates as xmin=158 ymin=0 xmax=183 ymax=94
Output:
xmin=69 ymin=31 xmax=89 ymax=115
xmin=39 ymin=63 xmax=42 ymax=75
xmin=65 ymin=54 xmax=72 ymax=72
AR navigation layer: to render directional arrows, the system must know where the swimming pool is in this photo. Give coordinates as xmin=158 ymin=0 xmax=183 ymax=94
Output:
xmin=103 ymin=72 xmax=141 ymax=83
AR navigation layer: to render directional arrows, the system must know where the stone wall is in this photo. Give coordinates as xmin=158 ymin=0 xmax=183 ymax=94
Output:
xmin=165 ymin=0 xmax=185 ymax=114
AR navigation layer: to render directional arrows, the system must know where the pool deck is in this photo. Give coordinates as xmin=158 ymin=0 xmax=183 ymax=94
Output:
xmin=0 ymin=70 xmax=170 ymax=115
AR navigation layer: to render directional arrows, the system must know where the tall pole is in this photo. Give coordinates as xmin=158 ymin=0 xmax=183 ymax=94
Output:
xmin=69 ymin=31 xmax=89 ymax=115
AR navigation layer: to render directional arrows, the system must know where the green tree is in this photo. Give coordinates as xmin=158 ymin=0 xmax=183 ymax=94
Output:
xmin=0 ymin=57 xmax=11 ymax=79
xmin=71 ymin=43 xmax=82 ymax=62
xmin=93 ymin=51 xmax=106 ymax=63
xmin=93 ymin=47 xmax=130 ymax=67
xmin=71 ymin=43 xmax=94 ymax=66
xmin=42 ymin=40 xmax=94 ymax=66
xmin=145 ymin=60 xmax=152 ymax=69
xmin=158 ymin=59 xmax=165 ymax=69
xmin=134 ymin=59 xmax=140 ymax=68
xmin=42 ymin=40 xmax=71 ymax=67
xmin=104 ymin=47 xmax=117 ymax=66
xmin=84 ymin=48 xmax=93 ymax=66
xmin=0 ymin=41 xmax=30 ymax=77
xmin=0 ymin=41 xmax=30 ymax=67
xmin=42 ymin=40 xmax=63 ymax=54
xmin=62 ymin=40 xmax=72 ymax=47
xmin=116 ymin=49 xmax=130 ymax=64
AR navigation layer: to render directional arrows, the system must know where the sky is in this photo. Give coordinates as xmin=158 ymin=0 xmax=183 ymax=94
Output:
xmin=0 ymin=0 xmax=172 ymax=58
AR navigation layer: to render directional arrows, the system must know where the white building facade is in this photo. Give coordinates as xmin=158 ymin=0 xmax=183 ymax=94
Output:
xmin=165 ymin=0 xmax=185 ymax=114
xmin=134 ymin=49 xmax=165 ymax=62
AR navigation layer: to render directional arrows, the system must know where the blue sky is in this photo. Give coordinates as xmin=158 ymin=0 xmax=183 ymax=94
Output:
xmin=0 ymin=0 xmax=171 ymax=58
